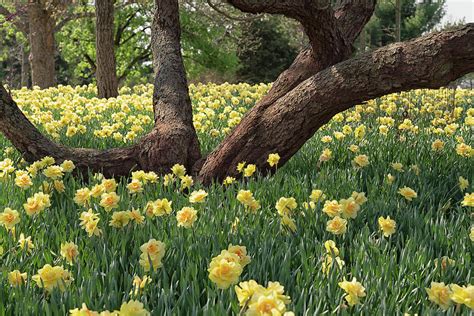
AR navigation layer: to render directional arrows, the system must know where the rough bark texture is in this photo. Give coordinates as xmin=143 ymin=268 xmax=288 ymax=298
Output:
xmin=256 ymin=0 xmax=376 ymax=104
xmin=0 ymin=0 xmax=200 ymax=178
xmin=144 ymin=0 xmax=201 ymax=173
xmin=0 ymin=1 xmax=473 ymax=185
xmin=198 ymin=24 xmax=474 ymax=184
xmin=28 ymin=3 xmax=55 ymax=88
xmin=95 ymin=0 xmax=119 ymax=99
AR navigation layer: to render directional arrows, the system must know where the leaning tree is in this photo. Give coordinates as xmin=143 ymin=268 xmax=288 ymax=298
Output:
xmin=1 ymin=0 xmax=473 ymax=185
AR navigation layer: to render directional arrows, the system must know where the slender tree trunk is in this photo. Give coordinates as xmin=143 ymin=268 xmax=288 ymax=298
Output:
xmin=20 ymin=44 xmax=30 ymax=88
xmin=28 ymin=3 xmax=55 ymax=88
xmin=141 ymin=0 xmax=201 ymax=172
xmin=395 ymin=0 xmax=401 ymax=42
xmin=95 ymin=0 xmax=119 ymax=99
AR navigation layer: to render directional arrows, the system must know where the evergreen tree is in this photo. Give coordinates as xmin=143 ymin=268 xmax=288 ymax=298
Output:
xmin=237 ymin=18 xmax=297 ymax=84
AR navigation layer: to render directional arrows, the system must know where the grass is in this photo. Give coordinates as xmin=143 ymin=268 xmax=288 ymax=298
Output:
xmin=0 ymin=84 xmax=473 ymax=315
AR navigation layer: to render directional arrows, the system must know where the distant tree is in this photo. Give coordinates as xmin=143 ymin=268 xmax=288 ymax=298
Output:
xmin=0 ymin=1 xmax=92 ymax=88
xmin=95 ymin=0 xmax=118 ymax=98
xmin=360 ymin=0 xmax=445 ymax=49
xmin=57 ymin=1 xmax=238 ymax=85
xmin=237 ymin=17 xmax=297 ymax=83
xmin=180 ymin=3 xmax=239 ymax=81
xmin=57 ymin=2 xmax=152 ymax=87
xmin=0 ymin=14 xmax=28 ymax=88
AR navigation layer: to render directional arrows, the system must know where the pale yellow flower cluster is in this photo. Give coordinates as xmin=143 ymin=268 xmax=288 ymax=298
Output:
xmin=12 ymin=83 xmax=270 ymax=144
xmin=235 ymin=280 xmax=294 ymax=315
xmin=139 ymin=239 xmax=166 ymax=272
xmin=426 ymin=282 xmax=474 ymax=310
xmin=208 ymin=245 xmax=251 ymax=289
xmin=237 ymin=189 xmax=261 ymax=212
xmin=322 ymin=191 xmax=367 ymax=235
xmin=69 ymin=300 xmax=150 ymax=316
xmin=338 ymin=278 xmax=366 ymax=306
xmin=32 ymin=264 xmax=73 ymax=292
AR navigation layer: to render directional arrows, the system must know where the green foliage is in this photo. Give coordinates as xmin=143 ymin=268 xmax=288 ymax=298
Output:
xmin=0 ymin=13 xmax=28 ymax=87
xmin=180 ymin=8 xmax=239 ymax=81
xmin=362 ymin=0 xmax=445 ymax=48
xmin=55 ymin=1 xmax=241 ymax=84
xmin=237 ymin=17 xmax=298 ymax=84
xmin=57 ymin=3 xmax=153 ymax=86
xmin=1 ymin=1 xmax=241 ymax=86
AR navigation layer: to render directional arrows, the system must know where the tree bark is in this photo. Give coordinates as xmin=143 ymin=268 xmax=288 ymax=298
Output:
xmin=20 ymin=44 xmax=30 ymax=88
xmin=253 ymin=0 xmax=376 ymax=106
xmin=0 ymin=2 xmax=473 ymax=185
xmin=28 ymin=3 xmax=55 ymax=88
xmin=144 ymin=0 xmax=201 ymax=172
xmin=198 ymin=24 xmax=474 ymax=184
xmin=0 ymin=0 xmax=200 ymax=178
xmin=95 ymin=0 xmax=119 ymax=99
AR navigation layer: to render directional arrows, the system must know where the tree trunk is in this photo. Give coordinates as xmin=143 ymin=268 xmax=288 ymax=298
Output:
xmin=395 ymin=0 xmax=401 ymax=42
xmin=142 ymin=0 xmax=201 ymax=172
xmin=0 ymin=0 xmax=200 ymax=178
xmin=95 ymin=0 xmax=119 ymax=99
xmin=28 ymin=3 xmax=55 ymax=88
xmin=20 ymin=44 xmax=30 ymax=88
xmin=198 ymin=25 xmax=474 ymax=184
xmin=0 ymin=1 xmax=473 ymax=185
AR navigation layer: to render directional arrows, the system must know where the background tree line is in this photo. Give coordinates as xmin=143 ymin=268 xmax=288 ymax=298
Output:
xmin=1 ymin=0 xmax=466 ymax=92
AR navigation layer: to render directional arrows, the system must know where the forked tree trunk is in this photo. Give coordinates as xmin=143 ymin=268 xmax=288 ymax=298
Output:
xmin=0 ymin=0 xmax=473 ymax=184
xmin=138 ymin=0 xmax=201 ymax=173
xmin=198 ymin=25 xmax=474 ymax=183
xmin=0 ymin=0 xmax=200 ymax=178
xmin=95 ymin=0 xmax=119 ymax=99
xmin=28 ymin=3 xmax=55 ymax=88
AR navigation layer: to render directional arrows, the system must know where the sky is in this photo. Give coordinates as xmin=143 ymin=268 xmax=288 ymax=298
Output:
xmin=443 ymin=0 xmax=474 ymax=23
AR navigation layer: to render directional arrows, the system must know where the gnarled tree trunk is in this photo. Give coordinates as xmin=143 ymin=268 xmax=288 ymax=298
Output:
xmin=95 ymin=0 xmax=119 ymax=99
xmin=198 ymin=25 xmax=474 ymax=184
xmin=1 ymin=0 xmax=473 ymax=184
xmin=28 ymin=3 xmax=55 ymax=88
xmin=0 ymin=0 xmax=200 ymax=178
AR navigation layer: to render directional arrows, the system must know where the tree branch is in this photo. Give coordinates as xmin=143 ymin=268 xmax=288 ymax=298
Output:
xmin=247 ymin=0 xmax=376 ymax=108
xmin=335 ymin=0 xmax=376 ymax=44
xmin=226 ymin=0 xmax=327 ymax=18
xmin=198 ymin=24 xmax=474 ymax=184
xmin=54 ymin=11 xmax=95 ymax=33
xmin=84 ymin=53 xmax=97 ymax=72
xmin=119 ymin=26 xmax=150 ymax=46
xmin=118 ymin=45 xmax=152 ymax=83
xmin=0 ymin=85 xmax=140 ymax=177
xmin=0 ymin=4 xmax=29 ymax=35
xmin=115 ymin=9 xmax=138 ymax=47
xmin=206 ymin=0 xmax=260 ymax=21
xmin=227 ymin=0 xmax=350 ymax=65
